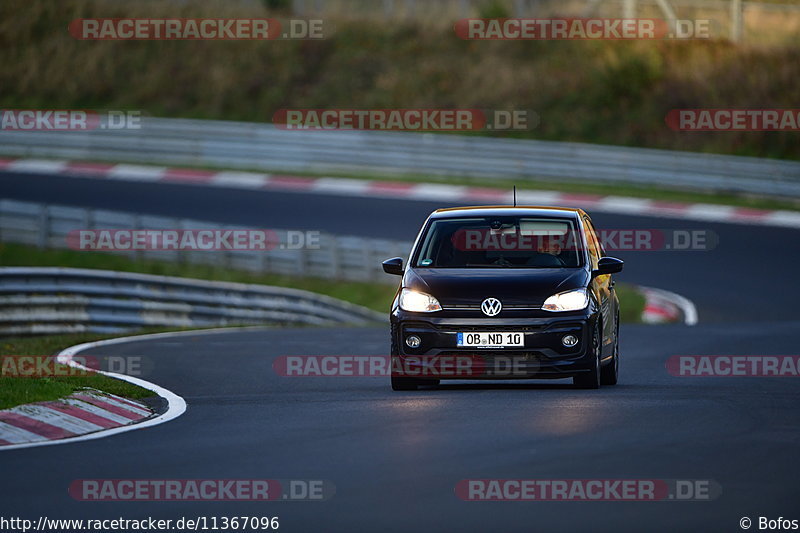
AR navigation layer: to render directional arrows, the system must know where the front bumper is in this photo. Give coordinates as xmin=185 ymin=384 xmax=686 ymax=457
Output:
xmin=391 ymin=308 xmax=597 ymax=380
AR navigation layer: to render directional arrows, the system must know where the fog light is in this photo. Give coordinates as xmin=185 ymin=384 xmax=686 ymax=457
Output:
xmin=405 ymin=335 xmax=421 ymax=348
xmin=562 ymin=334 xmax=579 ymax=348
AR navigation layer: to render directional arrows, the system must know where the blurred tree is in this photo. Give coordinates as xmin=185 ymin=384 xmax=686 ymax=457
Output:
xmin=478 ymin=0 xmax=511 ymax=19
xmin=262 ymin=0 xmax=291 ymax=12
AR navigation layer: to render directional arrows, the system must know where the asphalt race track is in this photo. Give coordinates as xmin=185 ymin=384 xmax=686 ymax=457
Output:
xmin=2 ymin=171 xmax=800 ymax=531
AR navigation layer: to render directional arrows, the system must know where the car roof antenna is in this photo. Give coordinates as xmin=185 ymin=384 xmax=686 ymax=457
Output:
xmin=513 ymin=185 xmax=517 ymax=207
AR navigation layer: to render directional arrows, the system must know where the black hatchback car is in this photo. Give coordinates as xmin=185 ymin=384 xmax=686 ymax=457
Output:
xmin=382 ymin=206 xmax=624 ymax=391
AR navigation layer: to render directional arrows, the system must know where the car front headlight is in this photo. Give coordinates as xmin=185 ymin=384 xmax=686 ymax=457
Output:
xmin=542 ymin=288 xmax=589 ymax=312
xmin=399 ymin=288 xmax=442 ymax=313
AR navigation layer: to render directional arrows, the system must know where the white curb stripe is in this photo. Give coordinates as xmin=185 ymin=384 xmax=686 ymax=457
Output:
xmin=596 ymin=196 xmax=653 ymax=214
xmin=108 ymin=164 xmax=167 ymax=181
xmin=765 ymin=210 xmax=800 ymax=228
xmin=9 ymin=405 xmax=104 ymax=434
xmin=0 ymin=420 xmax=47 ymax=444
xmin=9 ymin=159 xmax=68 ymax=174
xmin=639 ymin=286 xmax=699 ymax=326
xmin=683 ymin=204 xmax=738 ymax=220
xmin=100 ymin=390 xmax=153 ymax=410
xmin=79 ymin=391 xmax=150 ymax=416
xmin=312 ymin=177 xmax=372 ymax=195
xmin=61 ymin=398 xmax=134 ymax=425
xmin=211 ymin=171 xmax=269 ymax=189
xmin=515 ymin=190 xmax=565 ymax=205
xmin=411 ymin=184 xmax=468 ymax=200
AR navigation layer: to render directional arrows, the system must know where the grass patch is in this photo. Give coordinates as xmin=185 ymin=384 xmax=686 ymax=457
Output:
xmin=0 ymin=332 xmax=157 ymax=410
xmin=615 ymin=284 xmax=646 ymax=325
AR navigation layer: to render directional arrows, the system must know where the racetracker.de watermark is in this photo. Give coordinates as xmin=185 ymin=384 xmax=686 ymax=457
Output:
xmin=273 ymin=355 xmax=556 ymax=378
xmin=451 ymin=228 xmax=717 ymax=252
xmin=666 ymin=109 xmax=800 ymax=131
xmin=66 ymin=229 xmax=320 ymax=251
xmin=273 ymin=109 xmax=538 ymax=131
xmin=68 ymin=479 xmax=334 ymax=501
xmin=666 ymin=356 xmax=800 ymax=377
xmin=454 ymin=18 xmax=713 ymax=40
xmin=68 ymin=18 xmax=323 ymax=40
xmin=0 ymin=110 xmax=141 ymax=131
xmin=1 ymin=355 xmax=150 ymax=378
xmin=455 ymin=479 xmax=720 ymax=501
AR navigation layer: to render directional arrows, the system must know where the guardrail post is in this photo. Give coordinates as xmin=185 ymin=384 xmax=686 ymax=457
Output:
xmin=296 ymin=243 xmax=308 ymax=277
xmin=384 ymin=0 xmax=395 ymax=18
xmin=623 ymin=0 xmax=637 ymax=18
xmin=257 ymin=249 xmax=269 ymax=275
xmin=653 ymin=0 xmax=677 ymax=25
xmin=731 ymin=0 xmax=743 ymax=42
xmin=178 ymin=218 xmax=189 ymax=267
xmin=132 ymin=214 xmax=143 ymax=262
xmin=330 ymin=235 xmax=341 ymax=280
xmin=37 ymin=205 xmax=49 ymax=249
xmin=364 ymin=240 xmax=375 ymax=281
xmin=581 ymin=0 xmax=602 ymax=16
xmin=405 ymin=0 xmax=416 ymax=19
xmin=83 ymin=207 xmax=92 ymax=234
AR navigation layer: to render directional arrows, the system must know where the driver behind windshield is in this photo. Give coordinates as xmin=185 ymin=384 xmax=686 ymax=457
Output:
xmin=418 ymin=217 xmax=580 ymax=268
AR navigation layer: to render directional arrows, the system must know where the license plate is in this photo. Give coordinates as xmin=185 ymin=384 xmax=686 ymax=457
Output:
xmin=457 ymin=332 xmax=524 ymax=348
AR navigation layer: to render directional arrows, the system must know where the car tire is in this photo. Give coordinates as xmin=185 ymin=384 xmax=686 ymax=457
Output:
xmin=601 ymin=314 xmax=619 ymax=386
xmin=574 ymin=321 xmax=601 ymax=389
xmin=390 ymin=323 xmax=420 ymax=391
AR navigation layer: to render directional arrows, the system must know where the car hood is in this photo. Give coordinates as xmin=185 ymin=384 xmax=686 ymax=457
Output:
xmin=403 ymin=267 xmax=589 ymax=306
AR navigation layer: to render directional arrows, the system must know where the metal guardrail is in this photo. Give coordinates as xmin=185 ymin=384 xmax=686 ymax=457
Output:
xmin=1 ymin=117 xmax=798 ymax=197
xmin=0 ymin=267 xmax=385 ymax=335
xmin=0 ymin=199 xmax=411 ymax=285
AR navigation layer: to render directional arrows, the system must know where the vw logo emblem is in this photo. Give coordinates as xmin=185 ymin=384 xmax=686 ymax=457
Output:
xmin=481 ymin=298 xmax=502 ymax=317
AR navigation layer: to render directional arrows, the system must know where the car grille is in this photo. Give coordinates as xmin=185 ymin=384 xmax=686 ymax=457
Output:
xmin=441 ymin=304 xmax=541 ymax=310
xmin=436 ymin=324 xmax=545 ymax=332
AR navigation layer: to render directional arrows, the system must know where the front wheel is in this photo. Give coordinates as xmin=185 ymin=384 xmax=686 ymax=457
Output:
xmin=601 ymin=316 xmax=619 ymax=386
xmin=574 ymin=322 xmax=601 ymax=389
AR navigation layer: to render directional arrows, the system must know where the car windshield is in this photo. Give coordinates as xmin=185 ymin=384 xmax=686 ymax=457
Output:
xmin=414 ymin=216 xmax=584 ymax=268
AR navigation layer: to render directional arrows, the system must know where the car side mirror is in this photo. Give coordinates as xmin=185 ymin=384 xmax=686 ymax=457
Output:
xmin=593 ymin=256 xmax=624 ymax=277
xmin=382 ymin=257 xmax=404 ymax=276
